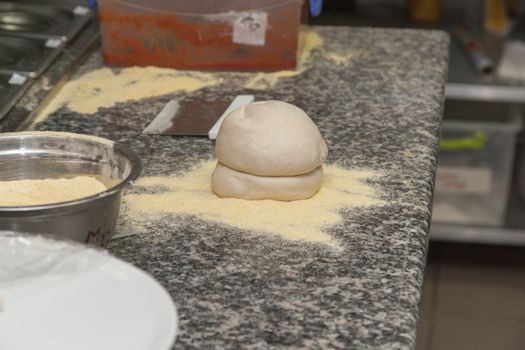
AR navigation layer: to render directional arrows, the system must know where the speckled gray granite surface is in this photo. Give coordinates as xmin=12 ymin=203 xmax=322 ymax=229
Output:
xmin=27 ymin=27 xmax=448 ymax=349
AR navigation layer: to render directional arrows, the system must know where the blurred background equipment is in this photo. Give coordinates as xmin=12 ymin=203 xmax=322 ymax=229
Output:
xmin=0 ymin=0 xmax=95 ymax=121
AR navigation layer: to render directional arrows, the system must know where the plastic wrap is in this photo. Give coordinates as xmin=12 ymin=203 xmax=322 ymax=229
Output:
xmin=0 ymin=231 xmax=178 ymax=349
xmin=0 ymin=231 xmax=108 ymax=284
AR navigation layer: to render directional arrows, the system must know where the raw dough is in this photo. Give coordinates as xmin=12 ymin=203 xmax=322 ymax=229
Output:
xmin=212 ymin=162 xmax=323 ymax=201
xmin=216 ymin=100 xmax=328 ymax=176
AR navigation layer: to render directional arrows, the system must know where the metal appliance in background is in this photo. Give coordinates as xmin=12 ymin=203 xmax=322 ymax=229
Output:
xmin=0 ymin=73 xmax=30 ymax=120
xmin=0 ymin=36 xmax=65 ymax=77
xmin=0 ymin=2 xmax=93 ymax=120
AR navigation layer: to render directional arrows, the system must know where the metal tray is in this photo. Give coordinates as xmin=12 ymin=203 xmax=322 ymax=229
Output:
xmin=0 ymin=35 xmax=65 ymax=78
xmin=0 ymin=73 xmax=30 ymax=120
xmin=0 ymin=2 xmax=92 ymax=42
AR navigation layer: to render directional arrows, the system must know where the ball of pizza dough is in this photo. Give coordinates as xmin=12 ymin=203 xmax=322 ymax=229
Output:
xmin=216 ymin=100 xmax=328 ymax=177
xmin=212 ymin=162 xmax=323 ymax=201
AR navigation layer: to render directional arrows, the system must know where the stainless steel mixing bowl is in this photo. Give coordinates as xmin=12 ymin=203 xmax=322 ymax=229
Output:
xmin=0 ymin=131 xmax=141 ymax=246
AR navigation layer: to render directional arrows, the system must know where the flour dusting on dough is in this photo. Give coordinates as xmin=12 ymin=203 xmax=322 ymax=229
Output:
xmin=123 ymin=161 xmax=383 ymax=244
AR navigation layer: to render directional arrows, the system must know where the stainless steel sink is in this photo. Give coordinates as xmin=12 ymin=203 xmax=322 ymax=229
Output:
xmin=0 ymin=35 xmax=65 ymax=78
xmin=0 ymin=2 xmax=92 ymax=41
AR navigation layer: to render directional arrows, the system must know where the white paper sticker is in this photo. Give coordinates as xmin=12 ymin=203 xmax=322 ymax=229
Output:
xmin=8 ymin=73 xmax=27 ymax=85
xmin=45 ymin=38 xmax=63 ymax=48
xmin=233 ymin=12 xmax=267 ymax=46
xmin=435 ymin=166 xmax=492 ymax=194
xmin=73 ymin=6 xmax=90 ymax=15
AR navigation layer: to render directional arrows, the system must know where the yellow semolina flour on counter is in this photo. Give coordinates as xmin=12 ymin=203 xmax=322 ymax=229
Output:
xmin=0 ymin=176 xmax=107 ymax=206
xmin=32 ymin=29 xmax=357 ymax=124
xmin=124 ymin=161 xmax=384 ymax=244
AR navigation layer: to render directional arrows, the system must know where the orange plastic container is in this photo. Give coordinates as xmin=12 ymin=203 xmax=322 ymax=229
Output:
xmin=97 ymin=0 xmax=303 ymax=71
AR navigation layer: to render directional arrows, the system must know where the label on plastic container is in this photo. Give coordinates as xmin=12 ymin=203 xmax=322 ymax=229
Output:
xmin=233 ymin=12 xmax=268 ymax=46
xmin=435 ymin=166 xmax=492 ymax=194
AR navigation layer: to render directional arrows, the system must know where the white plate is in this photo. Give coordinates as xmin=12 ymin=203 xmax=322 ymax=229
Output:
xmin=0 ymin=232 xmax=177 ymax=350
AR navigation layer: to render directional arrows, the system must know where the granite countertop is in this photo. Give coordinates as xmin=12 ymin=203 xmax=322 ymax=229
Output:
xmin=27 ymin=26 xmax=448 ymax=349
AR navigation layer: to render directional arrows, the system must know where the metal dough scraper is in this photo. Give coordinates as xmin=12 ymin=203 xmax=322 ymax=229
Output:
xmin=144 ymin=95 xmax=254 ymax=140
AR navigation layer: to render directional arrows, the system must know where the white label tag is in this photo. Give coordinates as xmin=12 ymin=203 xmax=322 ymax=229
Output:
xmin=8 ymin=73 xmax=27 ymax=85
xmin=435 ymin=166 xmax=492 ymax=194
xmin=73 ymin=6 xmax=90 ymax=15
xmin=45 ymin=38 xmax=63 ymax=48
xmin=233 ymin=12 xmax=267 ymax=46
